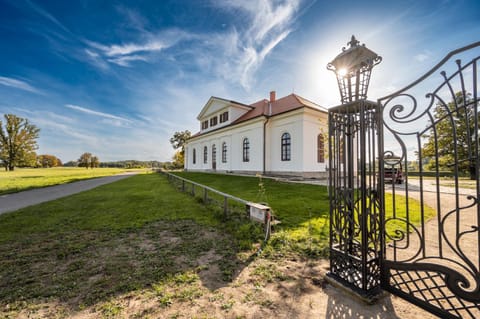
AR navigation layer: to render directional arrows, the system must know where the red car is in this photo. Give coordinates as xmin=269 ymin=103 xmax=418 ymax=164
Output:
xmin=384 ymin=167 xmax=404 ymax=184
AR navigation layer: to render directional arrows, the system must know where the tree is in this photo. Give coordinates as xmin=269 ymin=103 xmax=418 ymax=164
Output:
xmin=422 ymin=92 xmax=479 ymax=179
xmin=78 ymin=152 xmax=92 ymax=169
xmin=90 ymin=156 xmax=100 ymax=168
xmin=172 ymin=150 xmax=184 ymax=169
xmin=170 ymin=130 xmax=191 ymax=167
xmin=38 ymin=154 xmax=62 ymax=168
xmin=0 ymin=114 xmax=40 ymax=171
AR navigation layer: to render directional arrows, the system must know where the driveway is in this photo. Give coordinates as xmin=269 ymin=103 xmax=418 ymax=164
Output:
xmin=0 ymin=172 xmax=138 ymax=215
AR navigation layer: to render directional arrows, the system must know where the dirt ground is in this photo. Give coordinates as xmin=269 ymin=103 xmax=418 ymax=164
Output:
xmin=10 ymin=257 xmax=438 ymax=319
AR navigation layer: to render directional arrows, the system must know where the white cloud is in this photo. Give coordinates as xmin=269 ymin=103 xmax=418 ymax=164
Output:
xmin=84 ymin=29 xmax=191 ymax=68
xmin=65 ymin=104 xmax=133 ymax=124
xmin=414 ymin=51 xmax=431 ymax=62
xmin=207 ymin=0 xmax=300 ymax=89
xmin=0 ymin=76 xmax=43 ymax=94
xmin=107 ymin=55 xmax=148 ymax=67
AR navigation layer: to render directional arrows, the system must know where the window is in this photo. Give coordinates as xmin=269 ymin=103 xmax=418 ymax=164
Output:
xmin=243 ymin=138 xmax=250 ymax=162
xmin=203 ymin=146 xmax=208 ymax=164
xmin=210 ymin=116 xmax=218 ymax=127
xmin=281 ymin=132 xmax=291 ymax=161
xmin=220 ymin=111 xmax=229 ymax=123
xmin=201 ymin=120 xmax=208 ymax=130
xmin=317 ymin=134 xmax=325 ymax=163
xmin=212 ymin=144 xmax=216 ymax=164
xmin=222 ymin=142 xmax=227 ymax=163
xmin=193 ymin=148 xmax=196 ymax=164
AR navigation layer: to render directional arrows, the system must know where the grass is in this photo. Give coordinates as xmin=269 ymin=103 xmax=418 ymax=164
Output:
xmin=172 ymin=172 xmax=436 ymax=257
xmin=0 ymin=167 xmax=134 ymax=195
xmin=0 ymin=173 xmax=252 ymax=317
xmin=173 ymin=172 xmax=331 ymax=257
xmin=0 ymin=171 xmax=437 ymax=317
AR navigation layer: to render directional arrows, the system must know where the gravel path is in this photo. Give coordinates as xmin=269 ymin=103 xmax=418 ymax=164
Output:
xmin=0 ymin=172 xmax=138 ymax=215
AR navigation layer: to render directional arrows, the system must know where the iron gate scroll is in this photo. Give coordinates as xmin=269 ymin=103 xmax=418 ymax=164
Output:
xmin=328 ymin=100 xmax=383 ymax=297
xmin=328 ymin=38 xmax=480 ymax=319
xmin=378 ymin=42 xmax=480 ymax=318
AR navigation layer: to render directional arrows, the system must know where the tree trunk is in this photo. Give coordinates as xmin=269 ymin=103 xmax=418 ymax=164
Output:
xmin=8 ymin=165 xmax=14 ymax=171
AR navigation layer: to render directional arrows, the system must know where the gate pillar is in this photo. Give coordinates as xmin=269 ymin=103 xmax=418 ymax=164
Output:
xmin=326 ymin=36 xmax=383 ymax=298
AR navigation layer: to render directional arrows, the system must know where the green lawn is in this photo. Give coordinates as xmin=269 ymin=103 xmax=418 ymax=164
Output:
xmin=0 ymin=171 xmax=437 ymax=318
xmin=172 ymin=172 xmax=436 ymax=256
xmin=0 ymin=173 xmax=252 ymax=317
xmin=0 ymin=167 xmax=134 ymax=195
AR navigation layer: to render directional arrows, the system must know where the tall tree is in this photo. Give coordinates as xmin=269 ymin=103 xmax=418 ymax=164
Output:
xmin=0 ymin=114 xmax=40 ymax=171
xmin=170 ymin=130 xmax=191 ymax=167
xmin=78 ymin=152 xmax=92 ymax=169
xmin=90 ymin=156 xmax=100 ymax=168
xmin=422 ymin=92 xmax=479 ymax=179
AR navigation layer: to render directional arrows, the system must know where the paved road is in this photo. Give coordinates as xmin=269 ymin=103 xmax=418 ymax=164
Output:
xmin=0 ymin=172 xmax=138 ymax=215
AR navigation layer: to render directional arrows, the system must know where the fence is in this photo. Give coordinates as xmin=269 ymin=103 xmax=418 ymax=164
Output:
xmin=161 ymin=172 xmax=273 ymax=240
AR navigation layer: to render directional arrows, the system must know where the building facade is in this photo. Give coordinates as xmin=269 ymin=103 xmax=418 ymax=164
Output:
xmin=184 ymin=91 xmax=328 ymax=178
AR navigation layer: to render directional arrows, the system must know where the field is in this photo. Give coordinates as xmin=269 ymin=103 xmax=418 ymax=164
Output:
xmin=0 ymin=167 xmax=132 ymax=195
xmin=0 ymin=172 xmax=436 ymax=318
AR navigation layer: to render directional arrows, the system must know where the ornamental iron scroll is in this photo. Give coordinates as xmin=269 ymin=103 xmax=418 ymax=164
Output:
xmin=378 ymin=41 xmax=480 ymax=319
xmin=328 ymin=100 xmax=383 ymax=297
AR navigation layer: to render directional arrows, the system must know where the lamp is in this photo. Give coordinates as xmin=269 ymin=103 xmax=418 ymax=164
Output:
xmin=327 ymin=35 xmax=382 ymax=104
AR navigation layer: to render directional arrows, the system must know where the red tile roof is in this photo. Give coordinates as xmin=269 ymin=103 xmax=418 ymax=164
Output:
xmin=191 ymin=93 xmax=326 ymax=138
xmin=233 ymin=93 xmax=326 ymax=124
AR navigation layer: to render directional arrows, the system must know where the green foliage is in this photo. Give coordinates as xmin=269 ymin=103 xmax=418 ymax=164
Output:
xmin=0 ymin=114 xmax=40 ymax=171
xmin=78 ymin=152 xmax=100 ymax=169
xmin=421 ymin=91 xmax=478 ymax=178
xmin=169 ymin=130 xmax=191 ymax=168
xmin=170 ymin=130 xmax=191 ymax=152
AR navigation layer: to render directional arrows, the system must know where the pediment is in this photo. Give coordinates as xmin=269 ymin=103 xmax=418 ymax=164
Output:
xmin=197 ymin=96 xmax=252 ymax=120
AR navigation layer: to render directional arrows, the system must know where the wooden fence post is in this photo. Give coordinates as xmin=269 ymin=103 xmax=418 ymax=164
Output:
xmin=223 ymin=196 xmax=228 ymax=217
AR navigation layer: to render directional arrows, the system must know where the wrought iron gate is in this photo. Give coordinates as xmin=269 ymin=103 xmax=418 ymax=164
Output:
xmin=329 ymin=39 xmax=480 ymax=318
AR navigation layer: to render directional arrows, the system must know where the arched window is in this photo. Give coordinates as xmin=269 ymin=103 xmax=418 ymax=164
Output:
xmin=281 ymin=132 xmax=291 ymax=161
xmin=203 ymin=146 xmax=208 ymax=164
xmin=193 ymin=148 xmax=196 ymax=164
xmin=222 ymin=142 xmax=227 ymax=163
xmin=212 ymin=144 xmax=216 ymax=164
xmin=243 ymin=138 xmax=250 ymax=162
xmin=317 ymin=134 xmax=325 ymax=163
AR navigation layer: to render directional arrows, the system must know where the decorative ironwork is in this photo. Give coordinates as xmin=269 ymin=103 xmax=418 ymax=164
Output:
xmin=327 ymin=35 xmax=382 ymax=104
xmin=378 ymin=41 xmax=480 ymax=318
xmin=328 ymin=100 xmax=382 ymax=296
xmin=328 ymin=36 xmax=383 ymax=298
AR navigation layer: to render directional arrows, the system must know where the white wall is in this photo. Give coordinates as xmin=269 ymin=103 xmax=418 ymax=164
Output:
xmin=268 ymin=110 xmax=304 ymax=173
xmin=186 ymin=106 xmax=328 ymax=177
xmin=185 ymin=117 xmax=264 ymax=173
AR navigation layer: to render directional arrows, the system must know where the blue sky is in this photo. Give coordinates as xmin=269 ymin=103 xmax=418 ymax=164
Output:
xmin=0 ymin=0 xmax=479 ymax=162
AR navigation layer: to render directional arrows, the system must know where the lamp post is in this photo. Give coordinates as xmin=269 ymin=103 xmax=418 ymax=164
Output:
xmin=327 ymin=35 xmax=382 ymax=104
xmin=326 ymin=36 xmax=383 ymax=299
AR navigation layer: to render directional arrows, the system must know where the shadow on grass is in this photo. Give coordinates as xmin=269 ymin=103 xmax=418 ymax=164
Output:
xmin=0 ymin=173 xmax=257 ymax=316
xmin=0 ymin=219 xmax=252 ymax=314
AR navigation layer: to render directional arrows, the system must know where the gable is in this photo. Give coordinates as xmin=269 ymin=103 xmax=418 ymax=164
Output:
xmin=197 ymin=96 xmax=252 ymax=121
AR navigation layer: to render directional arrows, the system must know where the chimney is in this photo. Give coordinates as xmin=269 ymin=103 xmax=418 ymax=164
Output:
xmin=269 ymin=90 xmax=276 ymax=102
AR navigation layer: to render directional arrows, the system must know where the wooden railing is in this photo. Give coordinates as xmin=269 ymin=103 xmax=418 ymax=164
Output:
xmin=161 ymin=171 xmax=274 ymax=242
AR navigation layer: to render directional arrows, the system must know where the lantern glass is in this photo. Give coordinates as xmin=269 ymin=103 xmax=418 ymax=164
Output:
xmin=327 ymin=36 xmax=381 ymax=104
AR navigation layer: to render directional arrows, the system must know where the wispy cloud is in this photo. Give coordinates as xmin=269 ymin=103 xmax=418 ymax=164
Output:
xmin=65 ymin=104 xmax=133 ymax=124
xmin=208 ymin=0 xmax=301 ymax=89
xmin=25 ymin=0 xmax=71 ymax=33
xmin=84 ymin=29 xmax=191 ymax=68
xmin=0 ymin=76 xmax=43 ymax=94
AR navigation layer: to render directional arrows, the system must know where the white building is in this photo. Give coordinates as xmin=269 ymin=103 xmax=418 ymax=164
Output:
xmin=184 ymin=91 xmax=328 ymax=178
